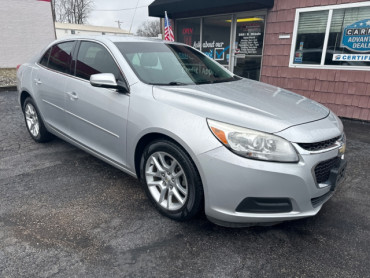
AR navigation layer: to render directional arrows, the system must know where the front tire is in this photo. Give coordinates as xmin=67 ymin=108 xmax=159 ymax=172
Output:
xmin=140 ymin=140 xmax=203 ymax=221
xmin=23 ymin=97 xmax=53 ymax=143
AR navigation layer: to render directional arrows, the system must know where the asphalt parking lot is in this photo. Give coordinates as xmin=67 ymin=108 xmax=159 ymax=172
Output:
xmin=0 ymin=90 xmax=369 ymax=277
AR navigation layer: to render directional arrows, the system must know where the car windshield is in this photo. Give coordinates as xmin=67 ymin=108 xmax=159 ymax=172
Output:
xmin=114 ymin=42 xmax=241 ymax=85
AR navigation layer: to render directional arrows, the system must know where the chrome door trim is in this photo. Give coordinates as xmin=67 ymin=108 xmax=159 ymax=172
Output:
xmin=42 ymin=99 xmax=64 ymax=111
xmin=42 ymin=99 xmax=119 ymax=138
xmin=65 ymin=110 xmax=120 ymax=138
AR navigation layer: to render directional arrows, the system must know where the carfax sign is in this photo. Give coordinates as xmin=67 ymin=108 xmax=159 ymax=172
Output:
xmin=341 ymin=19 xmax=370 ymax=52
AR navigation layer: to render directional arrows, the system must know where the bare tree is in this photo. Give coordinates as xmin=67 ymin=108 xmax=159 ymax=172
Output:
xmin=136 ymin=20 xmax=161 ymax=37
xmin=53 ymin=0 xmax=94 ymax=24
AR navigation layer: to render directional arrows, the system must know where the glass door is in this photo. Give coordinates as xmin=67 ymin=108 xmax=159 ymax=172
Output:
xmin=233 ymin=14 xmax=265 ymax=80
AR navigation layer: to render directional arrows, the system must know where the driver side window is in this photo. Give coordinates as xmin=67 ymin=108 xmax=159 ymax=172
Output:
xmin=75 ymin=41 xmax=123 ymax=81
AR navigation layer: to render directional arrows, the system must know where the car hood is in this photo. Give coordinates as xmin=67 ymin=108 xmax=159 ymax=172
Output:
xmin=152 ymin=79 xmax=329 ymax=133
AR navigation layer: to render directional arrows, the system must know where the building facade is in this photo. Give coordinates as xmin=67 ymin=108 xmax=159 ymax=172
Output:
xmin=0 ymin=0 xmax=55 ymax=68
xmin=149 ymin=0 xmax=370 ymax=121
xmin=55 ymin=23 xmax=130 ymax=39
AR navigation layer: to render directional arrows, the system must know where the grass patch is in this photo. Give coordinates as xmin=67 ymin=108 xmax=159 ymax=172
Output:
xmin=0 ymin=68 xmax=17 ymax=87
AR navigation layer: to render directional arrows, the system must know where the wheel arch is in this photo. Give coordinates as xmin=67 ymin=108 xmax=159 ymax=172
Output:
xmin=133 ymin=132 xmax=202 ymax=184
xmin=20 ymin=90 xmax=32 ymax=111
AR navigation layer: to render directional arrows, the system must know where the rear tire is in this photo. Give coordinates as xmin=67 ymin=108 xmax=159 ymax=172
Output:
xmin=23 ymin=97 xmax=53 ymax=143
xmin=140 ymin=139 xmax=203 ymax=221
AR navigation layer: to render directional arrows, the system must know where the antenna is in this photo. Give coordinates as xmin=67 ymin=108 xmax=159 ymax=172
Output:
xmin=129 ymin=0 xmax=140 ymax=34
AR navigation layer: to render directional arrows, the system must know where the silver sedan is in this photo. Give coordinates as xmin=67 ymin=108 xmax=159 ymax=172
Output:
xmin=17 ymin=36 xmax=347 ymax=227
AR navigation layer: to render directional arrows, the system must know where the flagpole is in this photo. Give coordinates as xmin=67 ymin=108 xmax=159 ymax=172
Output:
xmin=164 ymin=11 xmax=168 ymax=41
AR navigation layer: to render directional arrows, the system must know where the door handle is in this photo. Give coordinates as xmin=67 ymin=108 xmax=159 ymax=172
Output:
xmin=66 ymin=91 xmax=79 ymax=100
xmin=34 ymin=79 xmax=42 ymax=85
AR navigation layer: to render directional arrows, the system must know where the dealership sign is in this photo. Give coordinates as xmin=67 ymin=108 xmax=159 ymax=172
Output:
xmin=342 ymin=19 xmax=370 ymax=52
xmin=333 ymin=54 xmax=370 ymax=61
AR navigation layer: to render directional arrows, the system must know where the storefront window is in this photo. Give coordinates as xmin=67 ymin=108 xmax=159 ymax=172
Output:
xmin=325 ymin=6 xmax=370 ymax=66
xmin=202 ymin=15 xmax=231 ymax=66
xmin=235 ymin=16 xmax=264 ymax=56
xmin=293 ymin=10 xmax=329 ymax=65
xmin=291 ymin=3 xmax=370 ymax=69
xmin=176 ymin=18 xmax=201 ymax=49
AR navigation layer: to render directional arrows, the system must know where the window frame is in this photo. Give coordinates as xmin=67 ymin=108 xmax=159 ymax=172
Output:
xmin=289 ymin=1 xmax=370 ymax=71
xmin=39 ymin=47 xmax=52 ymax=67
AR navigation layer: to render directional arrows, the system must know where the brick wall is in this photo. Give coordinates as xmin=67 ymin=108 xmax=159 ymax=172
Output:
xmin=0 ymin=0 xmax=55 ymax=68
xmin=261 ymin=0 xmax=370 ymax=121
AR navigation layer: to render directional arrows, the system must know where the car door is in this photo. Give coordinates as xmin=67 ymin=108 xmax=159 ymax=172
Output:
xmin=64 ymin=40 xmax=130 ymax=166
xmin=33 ymin=41 xmax=75 ymax=133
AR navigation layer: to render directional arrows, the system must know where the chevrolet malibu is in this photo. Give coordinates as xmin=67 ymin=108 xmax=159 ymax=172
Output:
xmin=17 ymin=36 xmax=347 ymax=227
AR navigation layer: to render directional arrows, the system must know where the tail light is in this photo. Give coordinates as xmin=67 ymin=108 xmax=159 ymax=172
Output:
xmin=16 ymin=64 xmax=21 ymax=70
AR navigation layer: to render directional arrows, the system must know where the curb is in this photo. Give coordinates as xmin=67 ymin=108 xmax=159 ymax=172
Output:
xmin=0 ymin=86 xmax=17 ymax=92
xmin=341 ymin=117 xmax=370 ymax=125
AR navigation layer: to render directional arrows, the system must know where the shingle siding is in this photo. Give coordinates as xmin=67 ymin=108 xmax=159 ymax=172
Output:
xmin=261 ymin=0 xmax=370 ymax=121
xmin=0 ymin=0 xmax=55 ymax=68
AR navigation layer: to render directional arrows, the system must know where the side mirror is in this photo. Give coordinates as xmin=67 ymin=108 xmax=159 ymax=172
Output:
xmin=90 ymin=73 xmax=129 ymax=93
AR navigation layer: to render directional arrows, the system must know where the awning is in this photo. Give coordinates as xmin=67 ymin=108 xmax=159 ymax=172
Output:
xmin=148 ymin=0 xmax=274 ymax=18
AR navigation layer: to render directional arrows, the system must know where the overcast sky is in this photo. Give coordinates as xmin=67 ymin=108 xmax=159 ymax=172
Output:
xmin=88 ymin=0 xmax=157 ymax=34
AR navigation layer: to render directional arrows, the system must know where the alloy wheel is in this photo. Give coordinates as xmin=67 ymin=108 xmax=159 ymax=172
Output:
xmin=145 ymin=151 xmax=188 ymax=211
xmin=25 ymin=103 xmax=40 ymax=137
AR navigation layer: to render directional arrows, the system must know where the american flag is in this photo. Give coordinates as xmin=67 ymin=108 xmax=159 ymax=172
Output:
xmin=164 ymin=11 xmax=174 ymax=42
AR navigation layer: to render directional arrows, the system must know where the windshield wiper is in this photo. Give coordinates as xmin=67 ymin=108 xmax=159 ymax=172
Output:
xmin=196 ymin=80 xmax=213 ymax=85
xmin=168 ymin=81 xmax=189 ymax=86
xmin=196 ymin=75 xmax=242 ymax=85
xmin=148 ymin=82 xmax=190 ymax=86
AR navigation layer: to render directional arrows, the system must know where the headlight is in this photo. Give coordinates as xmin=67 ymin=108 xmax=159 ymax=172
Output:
xmin=339 ymin=133 xmax=346 ymax=155
xmin=207 ymin=119 xmax=299 ymax=162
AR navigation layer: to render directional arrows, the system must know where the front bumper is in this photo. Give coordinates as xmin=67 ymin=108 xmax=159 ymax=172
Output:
xmin=197 ymin=145 xmax=346 ymax=227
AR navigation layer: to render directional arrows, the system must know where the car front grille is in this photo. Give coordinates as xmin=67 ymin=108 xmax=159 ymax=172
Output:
xmin=314 ymin=157 xmax=340 ymax=184
xmin=298 ymin=136 xmax=341 ymax=152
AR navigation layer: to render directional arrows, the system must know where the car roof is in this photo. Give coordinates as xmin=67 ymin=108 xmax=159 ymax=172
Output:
xmin=54 ymin=35 xmax=183 ymax=45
